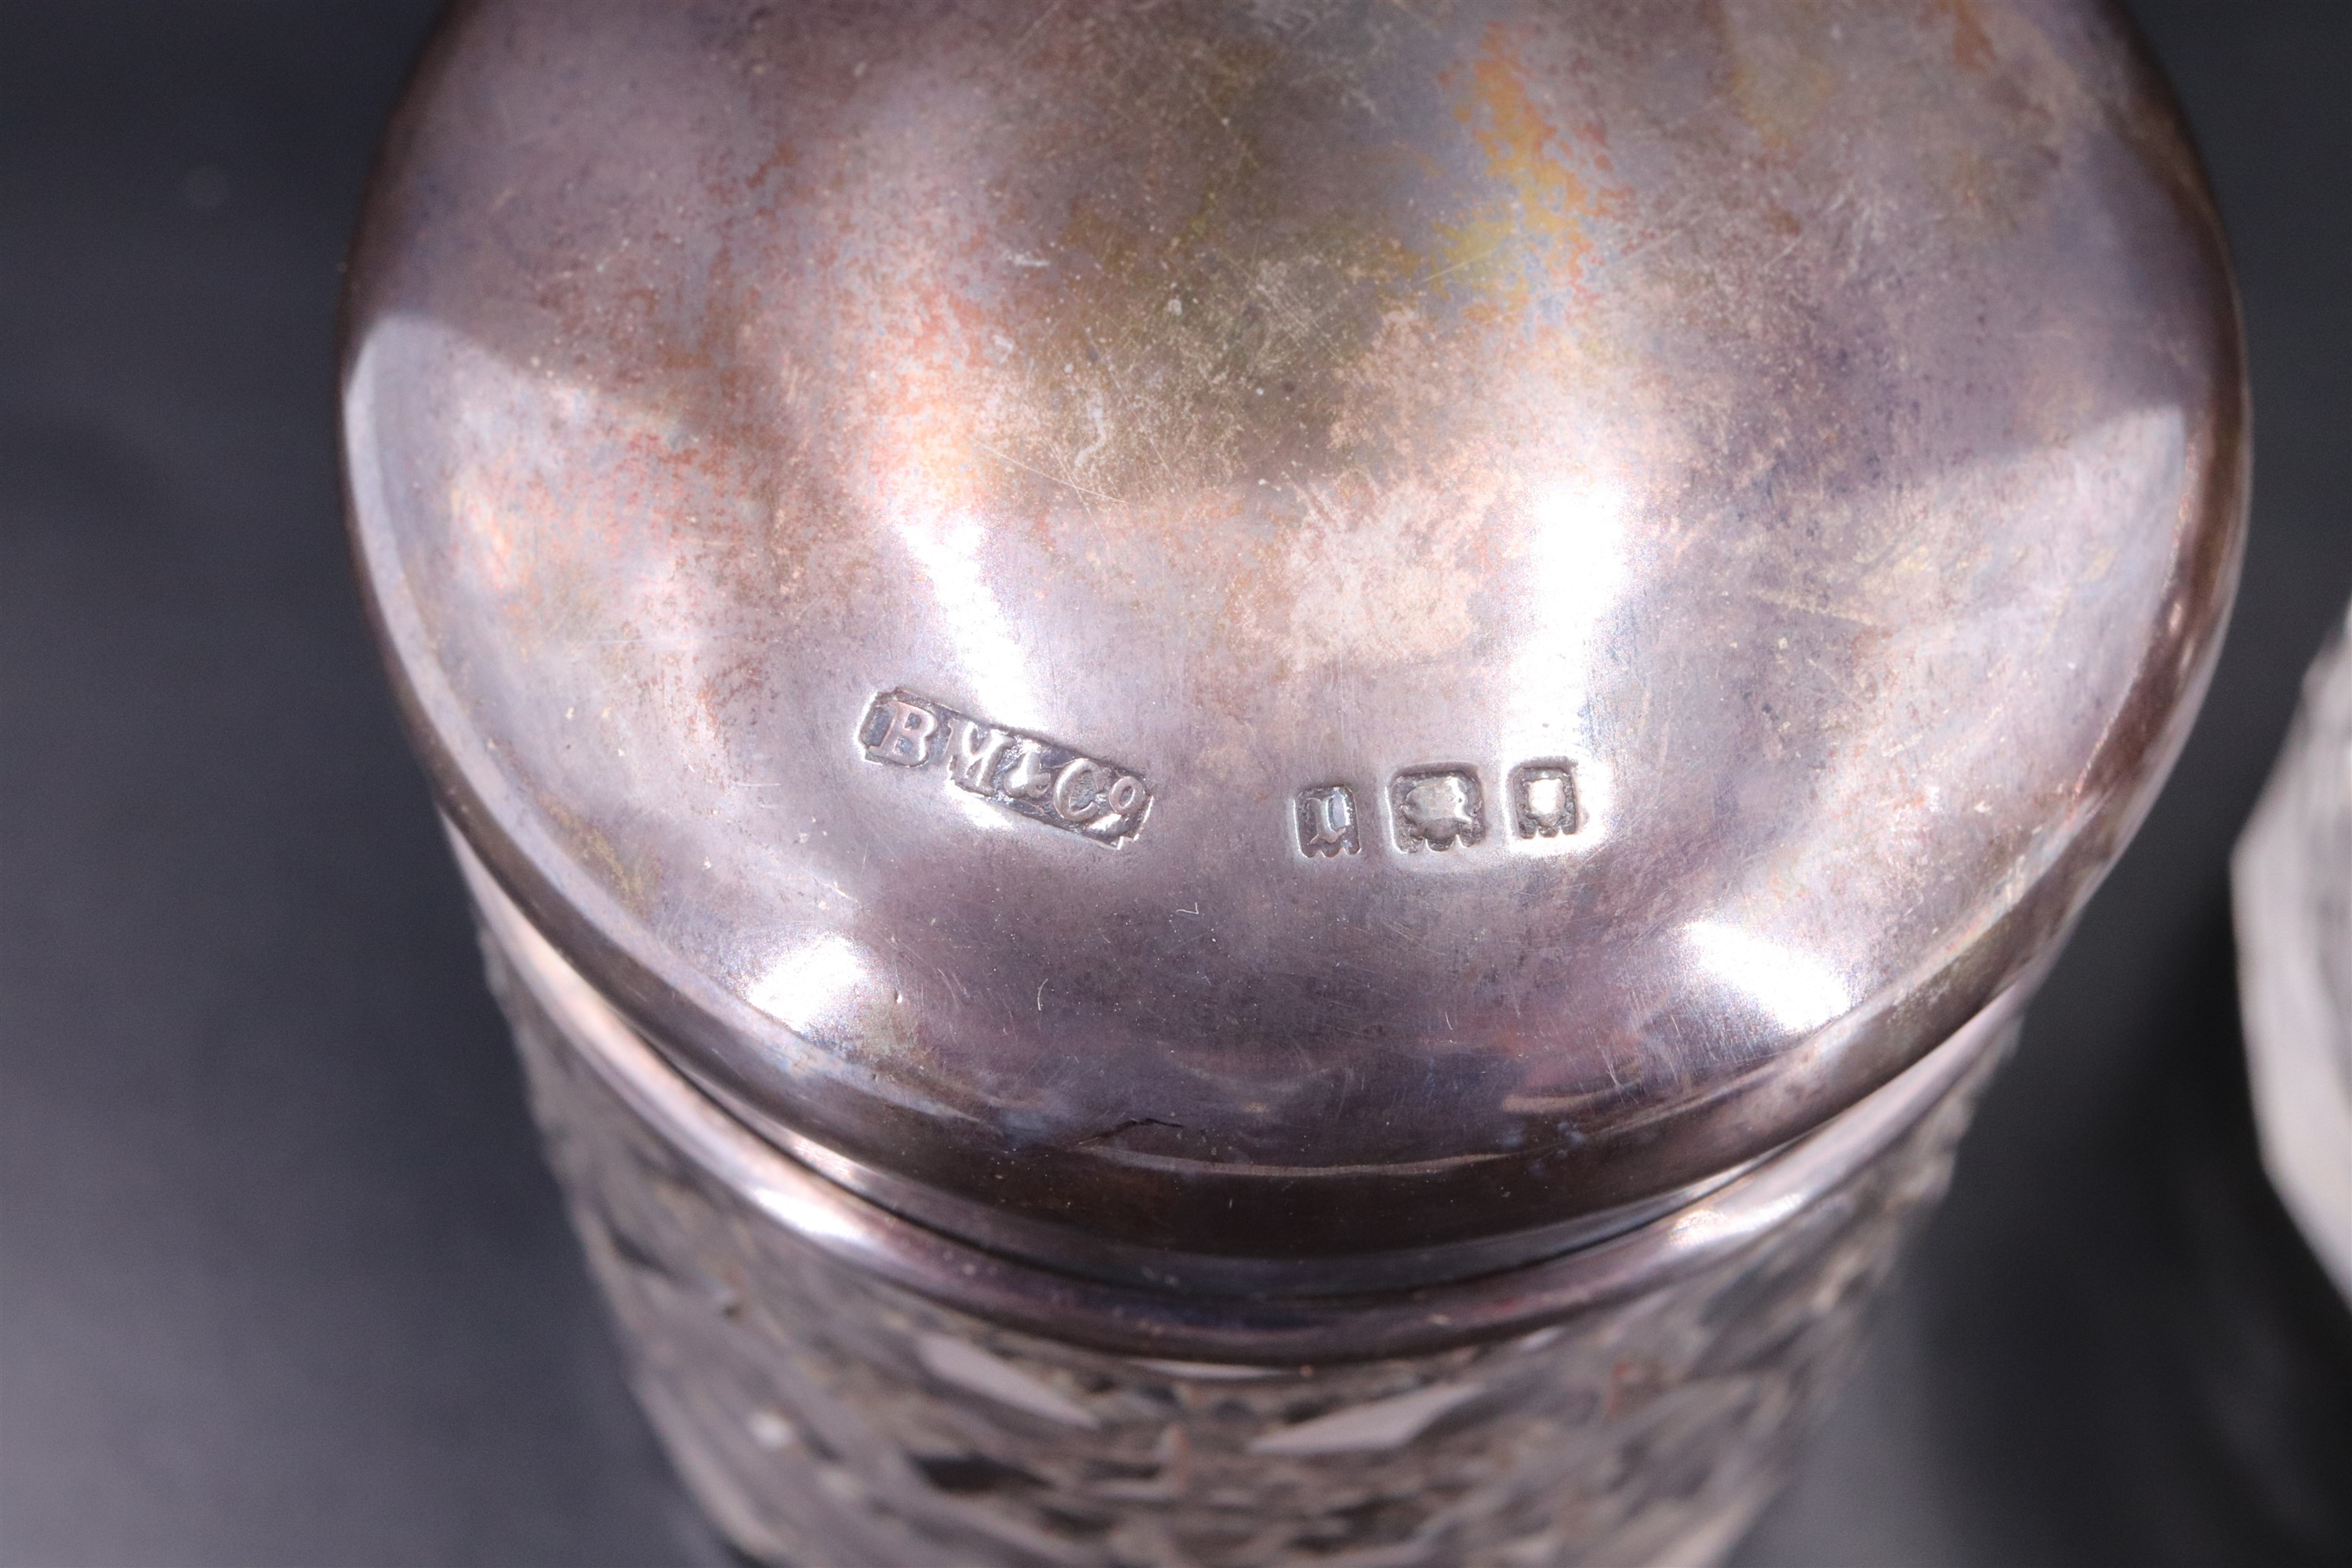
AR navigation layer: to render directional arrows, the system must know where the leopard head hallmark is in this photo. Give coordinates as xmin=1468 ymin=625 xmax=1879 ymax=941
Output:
xmin=1393 ymin=768 xmax=1485 ymax=852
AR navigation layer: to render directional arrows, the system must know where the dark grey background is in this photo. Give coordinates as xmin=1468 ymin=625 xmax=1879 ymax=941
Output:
xmin=3 ymin=3 xmax=2347 ymax=1564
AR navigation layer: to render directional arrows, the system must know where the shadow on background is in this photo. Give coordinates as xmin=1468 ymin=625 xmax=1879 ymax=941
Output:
xmin=1744 ymin=894 xmax=2352 ymax=1566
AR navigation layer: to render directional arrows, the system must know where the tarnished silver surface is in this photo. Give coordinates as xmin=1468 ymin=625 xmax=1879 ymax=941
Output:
xmin=474 ymin=841 xmax=2007 ymax=1566
xmin=343 ymin=2 xmax=2245 ymax=1561
xmin=2235 ymin=603 xmax=2352 ymax=1304
xmin=345 ymin=0 xmax=2243 ymax=1277
xmin=344 ymin=0 xmax=2244 ymax=1285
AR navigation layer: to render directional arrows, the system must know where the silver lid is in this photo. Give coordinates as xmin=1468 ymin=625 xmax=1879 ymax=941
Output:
xmin=343 ymin=0 xmax=2244 ymax=1286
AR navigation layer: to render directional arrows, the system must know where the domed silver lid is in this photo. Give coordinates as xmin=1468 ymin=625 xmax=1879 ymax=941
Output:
xmin=343 ymin=0 xmax=2244 ymax=1287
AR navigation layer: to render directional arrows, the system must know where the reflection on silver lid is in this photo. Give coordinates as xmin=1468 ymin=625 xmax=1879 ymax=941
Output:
xmin=344 ymin=0 xmax=2245 ymax=1272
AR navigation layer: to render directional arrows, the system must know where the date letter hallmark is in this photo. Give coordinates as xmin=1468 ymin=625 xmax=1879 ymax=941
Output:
xmin=859 ymin=690 xmax=1152 ymax=847
xmin=1511 ymin=760 xmax=1579 ymax=838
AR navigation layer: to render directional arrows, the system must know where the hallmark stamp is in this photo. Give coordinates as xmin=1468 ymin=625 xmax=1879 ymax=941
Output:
xmin=864 ymin=695 xmax=941 ymax=767
xmin=858 ymin=690 xmax=1152 ymax=847
xmin=1511 ymin=760 xmax=1579 ymax=838
xmin=1390 ymin=767 xmax=1485 ymax=851
xmin=1294 ymin=785 xmax=1361 ymax=858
